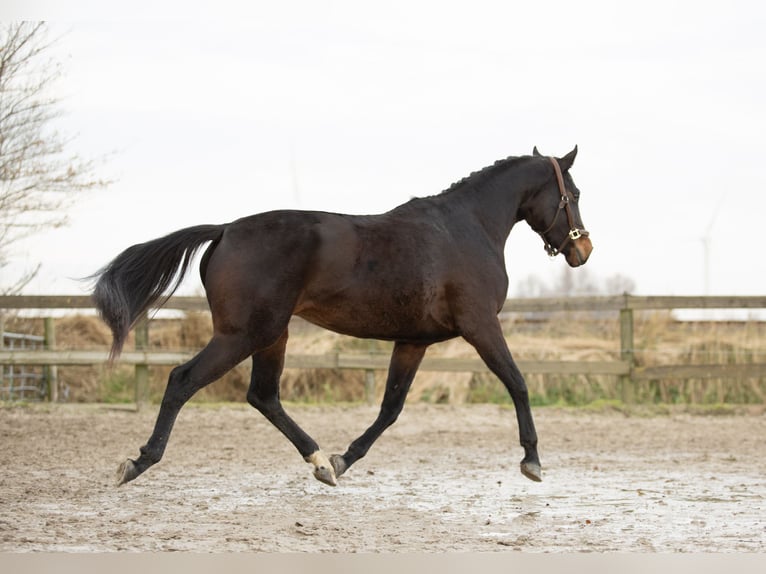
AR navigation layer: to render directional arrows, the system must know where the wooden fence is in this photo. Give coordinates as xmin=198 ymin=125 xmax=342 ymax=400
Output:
xmin=1 ymin=294 xmax=765 ymax=405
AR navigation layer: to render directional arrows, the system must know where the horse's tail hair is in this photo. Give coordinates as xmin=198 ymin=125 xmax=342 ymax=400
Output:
xmin=92 ymin=224 xmax=226 ymax=362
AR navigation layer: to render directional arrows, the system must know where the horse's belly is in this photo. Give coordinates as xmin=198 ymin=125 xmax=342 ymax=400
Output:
xmin=295 ymin=292 xmax=455 ymax=342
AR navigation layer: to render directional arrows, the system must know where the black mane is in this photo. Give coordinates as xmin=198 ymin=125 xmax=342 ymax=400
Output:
xmin=440 ymin=155 xmax=525 ymax=195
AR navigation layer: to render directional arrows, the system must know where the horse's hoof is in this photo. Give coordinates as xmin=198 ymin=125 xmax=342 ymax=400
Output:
xmin=313 ymin=465 xmax=338 ymax=487
xmin=116 ymin=459 xmax=138 ymax=486
xmin=329 ymin=454 xmax=348 ymax=478
xmin=305 ymin=451 xmax=337 ymax=486
xmin=521 ymin=461 xmax=543 ymax=482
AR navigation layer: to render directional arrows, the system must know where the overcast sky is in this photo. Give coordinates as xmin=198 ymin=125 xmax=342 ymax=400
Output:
xmin=3 ymin=1 xmax=766 ymax=298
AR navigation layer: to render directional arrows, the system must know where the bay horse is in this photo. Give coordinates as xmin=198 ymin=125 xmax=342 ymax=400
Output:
xmin=93 ymin=146 xmax=592 ymax=487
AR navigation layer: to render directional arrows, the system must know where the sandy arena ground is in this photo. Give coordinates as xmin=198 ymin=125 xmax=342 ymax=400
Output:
xmin=1 ymin=402 xmax=765 ymax=552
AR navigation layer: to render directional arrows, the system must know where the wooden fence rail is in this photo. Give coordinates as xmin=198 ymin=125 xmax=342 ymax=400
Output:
xmin=3 ymin=293 xmax=766 ymax=312
xmin=2 ymin=294 xmax=766 ymax=405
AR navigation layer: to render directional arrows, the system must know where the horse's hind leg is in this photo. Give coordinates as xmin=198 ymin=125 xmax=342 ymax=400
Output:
xmin=117 ymin=333 xmax=252 ymax=485
xmin=245 ymin=329 xmax=335 ymax=486
xmin=329 ymin=341 xmax=427 ymax=479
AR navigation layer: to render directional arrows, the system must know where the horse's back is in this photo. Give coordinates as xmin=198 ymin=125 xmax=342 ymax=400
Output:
xmin=201 ymin=206 xmax=495 ymax=342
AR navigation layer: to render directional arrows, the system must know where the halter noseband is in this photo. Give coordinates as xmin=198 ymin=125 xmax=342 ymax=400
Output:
xmin=538 ymin=157 xmax=589 ymax=257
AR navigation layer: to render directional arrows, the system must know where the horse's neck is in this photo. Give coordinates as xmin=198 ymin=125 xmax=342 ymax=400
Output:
xmin=447 ymin=165 xmax=534 ymax=246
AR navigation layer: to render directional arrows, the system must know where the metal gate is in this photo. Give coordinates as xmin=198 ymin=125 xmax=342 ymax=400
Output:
xmin=1 ymin=331 xmax=47 ymax=401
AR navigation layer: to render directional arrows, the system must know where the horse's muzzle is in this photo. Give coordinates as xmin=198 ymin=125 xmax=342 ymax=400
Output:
xmin=565 ymin=236 xmax=593 ymax=267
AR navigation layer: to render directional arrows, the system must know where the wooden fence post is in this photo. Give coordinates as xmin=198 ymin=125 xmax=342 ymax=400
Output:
xmin=134 ymin=313 xmax=150 ymax=411
xmin=43 ymin=317 xmax=58 ymax=402
xmin=619 ymin=294 xmax=635 ymax=402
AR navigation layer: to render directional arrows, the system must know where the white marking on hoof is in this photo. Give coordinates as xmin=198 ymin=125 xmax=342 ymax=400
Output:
xmin=305 ymin=451 xmax=337 ymax=486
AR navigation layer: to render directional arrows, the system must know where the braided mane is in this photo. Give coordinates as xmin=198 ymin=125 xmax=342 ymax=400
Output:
xmin=440 ymin=155 xmax=523 ymax=195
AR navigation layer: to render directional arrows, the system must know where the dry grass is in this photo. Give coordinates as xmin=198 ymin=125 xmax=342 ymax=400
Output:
xmin=3 ymin=310 xmax=765 ymax=405
xmin=630 ymin=311 xmax=766 ymax=404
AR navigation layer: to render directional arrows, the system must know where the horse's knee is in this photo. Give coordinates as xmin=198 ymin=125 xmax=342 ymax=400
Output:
xmin=246 ymin=387 xmax=278 ymax=415
xmin=246 ymin=391 xmax=259 ymax=411
xmin=503 ymin=376 xmax=530 ymax=402
xmin=246 ymin=388 xmax=261 ymax=409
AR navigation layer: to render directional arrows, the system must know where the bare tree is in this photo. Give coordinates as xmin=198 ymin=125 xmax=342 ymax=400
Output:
xmin=0 ymin=22 xmax=107 ymax=292
xmin=603 ymin=273 xmax=636 ymax=296
xmin=514 ymin=268 xmax=636 ymax=297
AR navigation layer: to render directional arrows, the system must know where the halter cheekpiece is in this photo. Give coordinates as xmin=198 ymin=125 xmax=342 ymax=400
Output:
xmin=538 ymin=157 xmax=589 ymax=257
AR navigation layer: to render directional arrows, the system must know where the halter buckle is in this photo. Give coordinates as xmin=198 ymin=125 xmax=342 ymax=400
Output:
xmin=569 ymin=228 xmax=582 ymax=241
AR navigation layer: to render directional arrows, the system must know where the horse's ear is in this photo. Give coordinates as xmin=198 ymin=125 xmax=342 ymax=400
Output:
xmin=558 ymin=145 xmax=578 ymax=171
xmin=532 ymin=146 xmax=542 ymax=157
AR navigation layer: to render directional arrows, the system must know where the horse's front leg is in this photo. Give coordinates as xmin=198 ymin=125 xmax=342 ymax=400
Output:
xmin=246 ymin=330 xmax=336 ymax=485
xmin=330 ymin=341 xmax=428 ymax=479
xmin=462 ymin=318 xmax=542 ymax=482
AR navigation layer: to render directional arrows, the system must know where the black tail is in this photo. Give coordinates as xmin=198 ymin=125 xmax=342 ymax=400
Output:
xmin=92 ymin=224 xmax=226 ymax=361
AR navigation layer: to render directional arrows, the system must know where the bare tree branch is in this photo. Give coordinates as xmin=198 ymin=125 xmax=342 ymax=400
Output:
xmin=0 ymin=22 xmax=110 ymax=293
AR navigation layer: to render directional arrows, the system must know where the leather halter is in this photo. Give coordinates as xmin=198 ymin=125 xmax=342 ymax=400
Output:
xmin=538 ymin=157 xmax=589 ymax=257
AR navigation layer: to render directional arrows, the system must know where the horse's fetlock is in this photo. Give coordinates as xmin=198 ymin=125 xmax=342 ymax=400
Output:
xmin=139 ymin=445 xmax=162 ymax=465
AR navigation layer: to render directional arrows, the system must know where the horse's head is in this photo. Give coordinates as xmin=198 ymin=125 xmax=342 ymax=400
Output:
xmin=522 ymin=146 xmax=593 ymax=267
